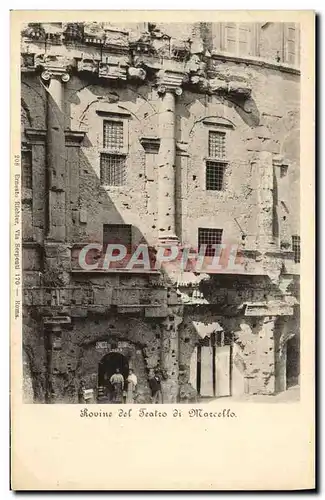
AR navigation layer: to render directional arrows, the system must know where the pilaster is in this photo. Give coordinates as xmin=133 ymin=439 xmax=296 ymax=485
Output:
xmin=43 ymin=315 xmax=72 ymax=403
xmin=251 ymin=151 xmax=275 ymax=252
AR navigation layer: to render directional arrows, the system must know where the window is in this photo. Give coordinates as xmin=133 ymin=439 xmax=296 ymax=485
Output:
xmin=292 ymin=235 xmax=300 ymax=264
xmin=198 ymin=228 xmax=223 ymax=257
xmin=21 ymin=150 xmax=32 ymax=189
xmin=100 ymin=154 xmax=126 ymax=186
xmin=206 ymin=130 xmax=227 ymax=191
xmin=103 ymin=120 xmax=124 ymax=150
xmin=206 ymin=162 xmax=225 ymax=191
xmin=103 ymin=224 xmax=132 ymax=253
xmin=222 ymin=23 xmax=254 ymax=57
xmin=209 ymin=131 xmax=226 ymax=159
xmin=283 ymin=23 xmax=300 ymax=66
xmin=100 ymin=116 xmax=128 ymax=186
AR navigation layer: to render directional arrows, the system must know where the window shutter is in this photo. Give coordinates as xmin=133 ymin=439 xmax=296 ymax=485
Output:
xmin=284 ymin=23 xmax=299 ymax=65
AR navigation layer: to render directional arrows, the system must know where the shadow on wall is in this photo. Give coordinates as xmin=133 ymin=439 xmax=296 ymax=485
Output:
xmin=22 ymin=77 xmax=187 ymax=403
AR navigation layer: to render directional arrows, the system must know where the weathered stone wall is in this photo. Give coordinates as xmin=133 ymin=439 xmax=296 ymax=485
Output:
xmin=22 ymin=311 xmax=47 ymax=402
xmin=21 ymin=59 xmax=299 ymax=254
xmin=20 ymin=22 xmax=301 ymax=403
xmin=181 ymin=64 xmax=300 ymax=250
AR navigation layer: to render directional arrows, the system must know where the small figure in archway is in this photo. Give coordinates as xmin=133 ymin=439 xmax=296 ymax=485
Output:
xmin=149 ymin=369 xmax=163 ymax=404
xmin=109 ymin=368 xmax=125 ymax=403
xmin=126 ymin=369 xmax=138 ymax=404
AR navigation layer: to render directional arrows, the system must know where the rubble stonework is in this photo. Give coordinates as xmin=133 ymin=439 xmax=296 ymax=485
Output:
xmin=21 ymin=21 xmax=300 ymax=403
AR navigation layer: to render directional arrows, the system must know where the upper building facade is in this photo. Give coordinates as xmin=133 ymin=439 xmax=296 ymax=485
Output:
xmin=20 ymin=21 xmax=300 ymax=404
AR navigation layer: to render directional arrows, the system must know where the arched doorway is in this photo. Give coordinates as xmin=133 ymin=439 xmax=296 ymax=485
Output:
xmin=286 ymin=335 xmax=300 ymax=389
xmin=98 ymin=352 xmax=129 ymax=401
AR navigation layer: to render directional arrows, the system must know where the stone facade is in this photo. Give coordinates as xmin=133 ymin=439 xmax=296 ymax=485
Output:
xmin=20 ymin=21 xmax=300 ymax=403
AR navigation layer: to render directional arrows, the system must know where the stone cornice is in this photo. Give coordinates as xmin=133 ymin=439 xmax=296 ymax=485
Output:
xmin=25 ymin=128 xmax=86 ymax=146
xmin=243 ymin=302 xmax=294 ymax=316
xmin=140 ymin=137 xmax=160 ymax=154
xmin=21 ymin=22 xmax=300 ymax=96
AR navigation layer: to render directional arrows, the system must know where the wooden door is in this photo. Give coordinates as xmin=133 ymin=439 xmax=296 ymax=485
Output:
xmin=200 ymin=346 xmax=214 ymax=397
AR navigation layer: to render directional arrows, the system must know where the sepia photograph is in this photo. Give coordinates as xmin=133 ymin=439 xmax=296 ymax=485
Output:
xmin=10 ymin=10 xmax=315 ymax=490
xmin=19 ymin=19 xmax=302 ymax=406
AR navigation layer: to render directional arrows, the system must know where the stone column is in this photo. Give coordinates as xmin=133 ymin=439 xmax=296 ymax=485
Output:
xmin=44 ymin=316 xmax=72 ymax=403
xmin=41 ymin=66 xmax=70 ymax=242
xmin=251 ymin=151 xmax=275 ymax=251
xmin=160 ymin=309 xmax=183 ymax=403
xmin=156 ymin=73 xmax=183 ymax=244
xmin=255 ymin=316 xmax=276 ymax=394
xmin=234 ymin=315 xmax=276 ymax=396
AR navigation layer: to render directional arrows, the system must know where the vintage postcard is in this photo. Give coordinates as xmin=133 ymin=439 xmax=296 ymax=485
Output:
xmin=11 ymin=10 xmax=315 ymax=490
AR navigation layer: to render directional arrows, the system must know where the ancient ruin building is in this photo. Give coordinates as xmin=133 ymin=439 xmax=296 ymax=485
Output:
xmin=20 ymin=21 xmax=300 ymax=403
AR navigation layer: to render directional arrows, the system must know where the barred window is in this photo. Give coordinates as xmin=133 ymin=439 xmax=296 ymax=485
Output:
xmin=21 ymin=150 xmax=32 ymax=189
xmin=209 ymin=131 xmax=226 ymax=159
xmin=103 ymin=120 xmax=124 ymax=150
xmin=292 ymin=235 xmax=300 ymax=264
xmin=206 ymin=161 xmax=225 ymax=191
xmin=198 ymin=228 xmax=223 ymax=257
xmin=103 ymin=224 xmax=132 ymax=253
xmin=100 ymin=154 xmax=126 ymax=186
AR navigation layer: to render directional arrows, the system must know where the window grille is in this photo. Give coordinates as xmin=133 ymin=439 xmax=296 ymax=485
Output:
xmin=206 ymin=161 xmax=225 ymax=191
xmin=100 ymin=154 xmax=126 ymax=186
xmin=209 ymin=131 xmax=226 ymax=159
xmin=198 ymin=228 xmax=223 ymax=257
xmin=103 ymin=120 xmax=124 ymax=150
xmin=292 ymin=235 xmax=300 ymax=263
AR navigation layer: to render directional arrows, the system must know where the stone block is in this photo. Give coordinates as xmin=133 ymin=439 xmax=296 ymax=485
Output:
xmin=70 ymin=307 xmax=88 ymax=318
xmin=145 ymin=306 xmax=168 ymax=318
xmin=167 ymin=289 xmax=179 ymax=305
xmin=93 ymin=287 xmax=113 ymax=306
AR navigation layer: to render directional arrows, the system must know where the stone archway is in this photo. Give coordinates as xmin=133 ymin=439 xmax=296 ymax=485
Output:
xmin=98 ymin=351 xmax=129 ymax=400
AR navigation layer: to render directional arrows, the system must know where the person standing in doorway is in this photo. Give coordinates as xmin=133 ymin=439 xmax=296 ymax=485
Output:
xmin=109 ymin=368 xmax=124 ymax=403
xmin=149 ymin=369 xmax=163 ymax=404
xmin=126 ymin=368 xmax=138 ymax=404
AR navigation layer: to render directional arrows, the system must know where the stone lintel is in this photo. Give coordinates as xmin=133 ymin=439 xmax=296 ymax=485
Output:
xmin=202 ymin=116 xmax=235 ymax=129
xmin=96 ymin=106 xmax=131 ymax=117
xmin=43 ymin=315 xmax=71 ymax=326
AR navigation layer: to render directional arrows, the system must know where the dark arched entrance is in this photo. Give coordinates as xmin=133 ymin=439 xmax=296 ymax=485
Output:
xmin=286 ymin=336 xmax=300 ymax=389
xmin=98 ymin=352 xmax=129 ymax=401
